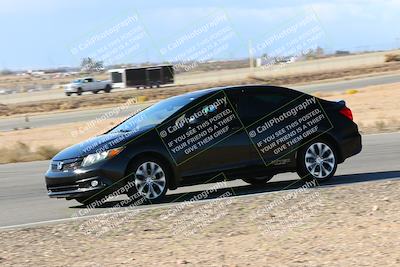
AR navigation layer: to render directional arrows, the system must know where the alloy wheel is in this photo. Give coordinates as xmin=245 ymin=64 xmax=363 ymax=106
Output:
xmin=304 ymin=142 xmax=335 ymax=179
xmin=134 ymin=161 xmax=166 ymax=200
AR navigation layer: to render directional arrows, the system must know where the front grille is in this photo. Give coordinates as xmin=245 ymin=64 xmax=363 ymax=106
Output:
xmin=51 ymin=159 xmax=82 ymax=171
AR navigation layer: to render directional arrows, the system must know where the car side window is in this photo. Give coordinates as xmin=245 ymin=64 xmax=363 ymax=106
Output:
xmin=242 ymin=90 xmax=291 ymax=126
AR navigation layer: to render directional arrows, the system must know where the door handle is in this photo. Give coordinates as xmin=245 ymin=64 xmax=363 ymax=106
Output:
xmin=231 ymin=125 xmax=242 ymax=131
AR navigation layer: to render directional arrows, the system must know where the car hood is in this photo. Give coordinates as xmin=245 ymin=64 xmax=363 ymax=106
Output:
xmin=52 ymin=127 xmax=151 ymax=161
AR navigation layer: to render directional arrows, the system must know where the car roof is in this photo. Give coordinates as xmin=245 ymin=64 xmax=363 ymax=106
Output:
xmin=184 ymin=84 xmax=297 ymax=97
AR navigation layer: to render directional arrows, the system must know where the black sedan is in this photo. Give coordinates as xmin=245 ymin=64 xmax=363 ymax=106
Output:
xmin=45 ymin=85 xmax=362 ymax=205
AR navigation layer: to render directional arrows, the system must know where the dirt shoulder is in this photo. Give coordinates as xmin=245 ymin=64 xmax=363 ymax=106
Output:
xmin=322 ymin=82 xmax=400 ymax=133
xmin=0 ymin=179 xmax=399 ymax=266
xmin=0 ymin=118 xmax=116 ymax=164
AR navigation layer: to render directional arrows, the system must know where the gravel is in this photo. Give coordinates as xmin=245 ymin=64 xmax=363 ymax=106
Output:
xmin=0 ymin=179 xmax=399 ymax=266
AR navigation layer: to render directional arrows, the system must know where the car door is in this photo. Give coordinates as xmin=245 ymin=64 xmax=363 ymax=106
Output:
xmin=84 ymin=78 xmax=94 ymax=91
xmin=240 ymin=86 xmax=295 ymax=167
xmin=176 ymin=88 xmax=253 ymax=179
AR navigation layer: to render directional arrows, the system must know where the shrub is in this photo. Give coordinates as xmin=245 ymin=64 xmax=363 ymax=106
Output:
xmin=0 ymin=142 xmax=61 ymax=164
xmin=137 ymin=96 xmax=148 ymax=103
xmin=37 ymin=145 xmax=60 ymax=159
xmin=385 ymin=54 xmax=400 ymax=62
xmin=345 ymin=89 xmax=359 ymax=94
xmin=375 ymin=121 xmax=386 ymax=131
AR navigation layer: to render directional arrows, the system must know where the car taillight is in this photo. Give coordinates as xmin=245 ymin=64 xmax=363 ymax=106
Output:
xmin=339 ymin=106 xmax=353 ymax=121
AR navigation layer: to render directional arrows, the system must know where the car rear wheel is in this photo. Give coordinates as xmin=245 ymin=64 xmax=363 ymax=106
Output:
xmin=297 ymin=140 xmax=337 ymax=182
xmin=65 ymin=92 xmax=71 ymax=96
xmin=127 ymin=157 xmax=169 ymax=203
xmin=242 ymin=175 xmax=273 ymax=185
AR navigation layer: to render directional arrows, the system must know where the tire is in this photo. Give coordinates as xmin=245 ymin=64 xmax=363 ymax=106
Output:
xmin=65 ymin=92 xmax=71 ymax=96
xmin=242 ymin=175 xmax=273 ymax=185
xmin=126 ymin=157 xmax=169 ymax=203
xmin=92 ymin=90 xmax=99 ymax=94
xmin=104 ymin=85 xmax=111 ymax=93
xmin=77 ymin=88 xmax=82 ymax=95
xmin=296 ymin=139 xmax=338 ymax=182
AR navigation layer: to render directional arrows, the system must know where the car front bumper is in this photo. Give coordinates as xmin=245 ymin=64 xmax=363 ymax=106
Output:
xmin=45 ymin=160 xmax=124 ymax=200
xmin=64 ymin=87 xmax=78 ymax=93
xmin=46 ymin=176 xmax=108 ymax=199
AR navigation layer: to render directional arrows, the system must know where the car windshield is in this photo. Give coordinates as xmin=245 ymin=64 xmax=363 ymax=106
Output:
xmin=72 ymin=79 xmax=82 ymax=83
xmin=109 ymin=92 xmax=204 ymax=133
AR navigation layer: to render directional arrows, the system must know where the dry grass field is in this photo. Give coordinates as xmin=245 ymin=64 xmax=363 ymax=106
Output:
xmin=322 ymin=82 xmax=400 ymax=132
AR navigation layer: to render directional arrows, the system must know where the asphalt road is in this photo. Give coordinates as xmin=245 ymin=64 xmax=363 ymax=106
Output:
xmin=1 ymin=72 xmax=400 ymax=131
xmin=292 ymin=72 xmax=400 ymax=92
xmin=0 ymin=103 xmax=151 ymax=131
xmin=0 ymin=132 xmax=399 ymax=229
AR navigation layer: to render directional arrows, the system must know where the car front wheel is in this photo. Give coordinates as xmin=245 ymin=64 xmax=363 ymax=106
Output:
xmin=297 ymin=140 xmax=337 ymax=182
xmin=127 ymin=158 xmax=169 ymax=203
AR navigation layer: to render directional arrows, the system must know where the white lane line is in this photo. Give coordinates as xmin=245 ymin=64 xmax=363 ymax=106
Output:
xmin=1 ymin=176 xmax=398 ymax=231
xmin=0 ymin=202 xmax=175 ymax=230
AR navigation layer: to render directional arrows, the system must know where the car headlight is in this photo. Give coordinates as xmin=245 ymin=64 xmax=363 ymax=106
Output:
xmin=81 ymin=147 xmax=124 ymax=167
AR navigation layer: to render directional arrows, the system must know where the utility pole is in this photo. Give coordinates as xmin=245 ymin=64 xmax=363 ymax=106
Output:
xmin=248 ymin=40 xmax=254 ymax=69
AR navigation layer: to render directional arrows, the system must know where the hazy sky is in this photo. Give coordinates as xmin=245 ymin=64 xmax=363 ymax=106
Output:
xmin=1 ymin=0 xmax=399 ymax=70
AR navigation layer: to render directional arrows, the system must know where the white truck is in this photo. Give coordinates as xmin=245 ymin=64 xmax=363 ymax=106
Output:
xmin=64 ymin=77 xmax=112 ymax=96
